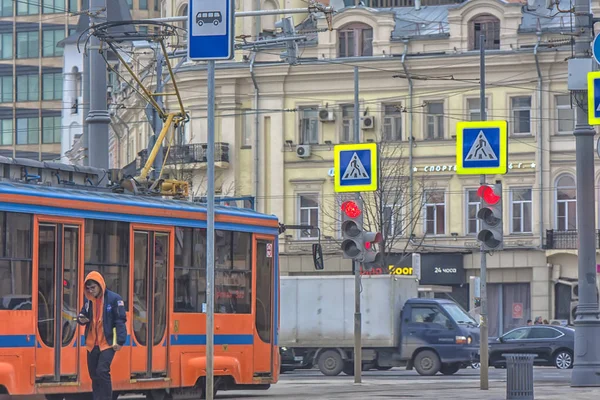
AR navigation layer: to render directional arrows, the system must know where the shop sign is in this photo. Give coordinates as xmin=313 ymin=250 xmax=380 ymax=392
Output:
xmin=413 ymin=162 xmax=536 ymax=173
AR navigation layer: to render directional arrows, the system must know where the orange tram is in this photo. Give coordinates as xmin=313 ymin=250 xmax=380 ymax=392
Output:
xmin=0 ymin=181 xmax=280 ymax=399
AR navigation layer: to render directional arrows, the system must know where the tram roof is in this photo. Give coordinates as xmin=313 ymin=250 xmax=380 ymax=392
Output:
xmin=0 ymin=181 xmax=278 ymax=222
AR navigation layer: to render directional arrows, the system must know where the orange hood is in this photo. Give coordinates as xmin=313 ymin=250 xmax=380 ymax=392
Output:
xmin=84 ymin=271 xmax=106 ymax=301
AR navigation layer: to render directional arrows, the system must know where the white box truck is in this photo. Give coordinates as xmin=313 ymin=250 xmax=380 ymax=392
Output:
xmin=280 ymin=275 xmax=480 ymax=376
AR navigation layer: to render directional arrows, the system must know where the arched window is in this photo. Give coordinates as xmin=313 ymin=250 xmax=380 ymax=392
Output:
xmin=555 ymin=174 xmax=577 ymax=230
xmin=469 ymin=15 xmax=500 ymax=51
xmin=338 ymin=23 xmax=373 ymax=58
xmin=261 ymin=0 xmax=277 ymax=33
xmin=178 ymin=4 xmax=188 ymax=33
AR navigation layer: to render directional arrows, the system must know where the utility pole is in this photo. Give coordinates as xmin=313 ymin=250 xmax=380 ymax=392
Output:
xmin=82 ymin=50 xmax=90 ymax=166
xmin=353 ymin=65 xmax=362 ymax=384
xmin=478 ymin=34 xmax=489 ymax=391
xmin=87 ymin=0 xmax=110 ymax=173
xmin=570 ymin=0 xmax=600 ymax=387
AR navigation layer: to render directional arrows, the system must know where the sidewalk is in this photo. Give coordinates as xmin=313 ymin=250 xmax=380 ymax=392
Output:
xmin=262 ymin=379 xmax=599 ymax=399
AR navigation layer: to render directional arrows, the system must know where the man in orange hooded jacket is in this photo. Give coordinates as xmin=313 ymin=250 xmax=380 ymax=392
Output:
xmin=77 ymin=271 xmax=127 ymax=400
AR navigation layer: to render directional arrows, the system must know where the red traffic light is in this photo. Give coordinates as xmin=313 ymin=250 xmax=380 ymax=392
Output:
xmin=341 ymin=200 xmax=361 ymax=219
xmin=477 ymin=185 xmax=500 ymax=205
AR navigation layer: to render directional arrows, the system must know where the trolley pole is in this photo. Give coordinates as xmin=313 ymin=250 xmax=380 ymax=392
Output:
xmin=206 ymin=60 xmax=216 ymax=399
xmin=353 ymin=65 xmax=362 ymax=384
xmin=570 ymin=0 xmax=600 ymax=386
xmin=478 ymin=34 xmax=489 ymax=391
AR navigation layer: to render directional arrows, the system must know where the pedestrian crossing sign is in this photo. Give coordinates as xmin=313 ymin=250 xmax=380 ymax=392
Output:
xmin=334 ymin=143 xmax=378 ymax=193
xmin=456 ymin=120 xmax=508 ymax=175
xmin=587 ymin=71 xmax=600 ymax=125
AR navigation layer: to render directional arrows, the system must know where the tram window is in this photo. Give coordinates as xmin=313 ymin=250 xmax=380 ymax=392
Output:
xmin=173 ymin=228 xmax=252 ymax=314
xmin=174 ymin=227 xmax=207 ymax=313
xmin=84 ymin=220 xmax=130 ymax=310
xmin=215 ymin=230 xmax=252 ymax=314
xmin=0 ymin=212 xmax=33 ymax=310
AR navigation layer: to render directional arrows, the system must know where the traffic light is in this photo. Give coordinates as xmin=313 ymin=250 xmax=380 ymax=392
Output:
xmin=341 ymin=199 xmax=364 ymax=260
xmin=275 ymin=17 xmax=298 ymax=65
xmin=476 ymin=183 xmax=503 ymax=250
xmin=362 ymin=231 xmax=383 ymax=271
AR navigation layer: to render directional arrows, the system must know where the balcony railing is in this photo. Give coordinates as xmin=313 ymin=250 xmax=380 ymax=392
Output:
xmin=122 ymin=143 xmax=230 ymax=177
xmin=545 ymin=229 xmax=600 ymax=250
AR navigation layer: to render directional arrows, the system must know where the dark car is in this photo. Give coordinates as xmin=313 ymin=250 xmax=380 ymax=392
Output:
xmin=279 ymin=347 xmax=303 ymax=373
xmin=488 ymin=325 xmax=574 ymax=369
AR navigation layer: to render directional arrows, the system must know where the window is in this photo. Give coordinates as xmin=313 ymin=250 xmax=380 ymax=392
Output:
xmin=0 ymin=33 xmax=12 ymax=59
xmin=341 ymin=105 xmax=354 ymax=143
xmin=298 ymin=193 xmax=319 ymax=238
xmin=84 ymin=220 xmax=130 ymax=310
xmin=42 ymin=116 xmax=61 ymax=143
xmin=42 ymin=72 xmax=63 ymax=100
xmin=126 ymin=0 xmax=133 ymax=8
xmin=215 ymin=230 xmax=252 ymax=314
xmin=0 ymin=119 xmax=12 ymax=145
xmin=0 ymin=75 xmax=11 ymax=103
xmin=0 ymin=213 xmax=33 ymax=310
xmin=16 ymin=117 xmax=39 ymax=144
xmin=502 ymin=327 xmax=529 ymax=340
xmin=383 ymin=203 xmax=402 ymax=237
xmin=556 ymin=175 xmax=577 ymax=230
xmin=68 ymin=0 xmax=78 ymax=12
xmin=0 ymin=0 xmax=13 ymax=16
xmin=424 ymin=190 xmax=445 ymax=235
xmin=528 ymin=327 xmax=562 ymax=339
xmin=17 ymin=31 xmax=39 ymax=58
xmin=17 ymin=74 xmax=39 ymax=102
xmin=426 ymin=101 xmax=444 ymax=139
xmin=338 ymin=24 xmax=373 ymax=58
xmin=466 ymin=189 xmax=480 ymax=235
xmin=556 ymin=95 xmax=574 ymax=134
xmin=511 ymin=188 xmax=532 ymax=234
xmin=17 ymin=0 xmax=38 ymax=14
xmin=154 ymin=0 xmax=159 ymax=11
xmin=383 ymin=104 xmax=401 ymax=141
xmin=173 ymin=227 xmax=253 ymax=315
xmin=43 ymin=0 xmax=65 ymax=13
xmin=468 ymin=98 xmax=487 ymax=121
xmin=140 ymin=0 xmax=148 ymax=9
xmin=241 ymin=109 xmax=252 ymax=147
xmin=299 ymin=107 xmax=318 ymax=144
xmin=410 ymin=306 xmax=450 ymax=328
xmin=138 ymin=26 xmax=148 ymax=35
xmin=42 ymin=29 xmax=65 ymax=57
xmin=470 ymin=15 xmax=500 ymax=50
xmin=511 ymin=96 xmax=531 ymax=135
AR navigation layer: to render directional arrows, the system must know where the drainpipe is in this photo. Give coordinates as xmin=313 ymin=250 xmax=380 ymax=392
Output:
xmin=250 ymin=52 xmax=260 ymax=211
xmin=401 ymin=39 xmax=414 ymax=222
xmin=534 ymin=32 xmax=543 ymax=247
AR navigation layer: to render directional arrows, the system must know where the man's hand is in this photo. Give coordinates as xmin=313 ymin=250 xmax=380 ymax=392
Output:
xmin=78 ymin=314 xmax=89 ymax=324
xmin=113 ymin=344 xmax=122 ymax=351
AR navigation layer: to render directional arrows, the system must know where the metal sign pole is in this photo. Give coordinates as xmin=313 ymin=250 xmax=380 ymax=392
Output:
xmin=352 ymin=65 xmax=362 ymax=384
xmin=206 ymin=59 xmax=216 ymax=400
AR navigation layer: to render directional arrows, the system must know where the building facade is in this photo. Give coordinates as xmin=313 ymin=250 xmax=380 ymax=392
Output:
xmin=111 ymin=0 xmax=600 ymax=336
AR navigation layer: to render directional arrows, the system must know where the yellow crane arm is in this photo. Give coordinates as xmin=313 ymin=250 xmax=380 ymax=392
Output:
xmin=137 ymin=112 xmax=175 ymax=181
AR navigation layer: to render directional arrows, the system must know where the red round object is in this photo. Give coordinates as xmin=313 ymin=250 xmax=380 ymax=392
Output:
xmin=477 ymin=185 xmax=500 ymax=205
xmin=365 ymin=241 xmax=372 ymax=250
xmin=341 ymin=200 xmax=361 ymax=218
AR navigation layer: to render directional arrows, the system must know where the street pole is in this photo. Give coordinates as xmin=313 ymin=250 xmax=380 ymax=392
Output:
xmin=478 ymin=34 xmax=489 ymax=391
xmin=87 ymin=0 xmax=110 ymax=173
xmin=571 ymin=0 xmax=600 ymax=386
xmin=82 ymin=50 xmax=90 ymax=166
xmin=151 ymin=51 xmax=165 ymax=180
xmin=206 ymin=60 xmax=216 ymax=399
xmin=353 ymin=65 xmax=362 ymax=384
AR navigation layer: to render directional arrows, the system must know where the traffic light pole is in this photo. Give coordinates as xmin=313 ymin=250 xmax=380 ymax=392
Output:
xmin=571 ymin=0 xmax=600 ymax=386
xmin=353 ymin=65 xmax=362 ymax=384
xmin=478 ymin=34 xmax=489 ymax=391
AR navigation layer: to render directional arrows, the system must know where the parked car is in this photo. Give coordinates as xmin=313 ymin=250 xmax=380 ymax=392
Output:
xmin=488 ymin=325 xmax=574 ymax=369
xmin=280 ymin=347 xmax=303 ymax=373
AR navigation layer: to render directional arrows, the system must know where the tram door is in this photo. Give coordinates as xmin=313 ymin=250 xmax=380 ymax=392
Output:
xmin=130 ymin=228 xmax=170 ymax=378
xmin=253 ymin=237 xmax=275 ymax=377
xmin=34 ymin=218 xmax=82 ymax=382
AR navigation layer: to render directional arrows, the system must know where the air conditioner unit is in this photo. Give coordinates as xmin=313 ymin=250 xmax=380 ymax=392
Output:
xmin=318 ymin=108 xmax=335 ymax=122
xmin=361 ymin=115 xmax=375 ymax=130
xmin=296 ymin=145 xmax=311 ymax=158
